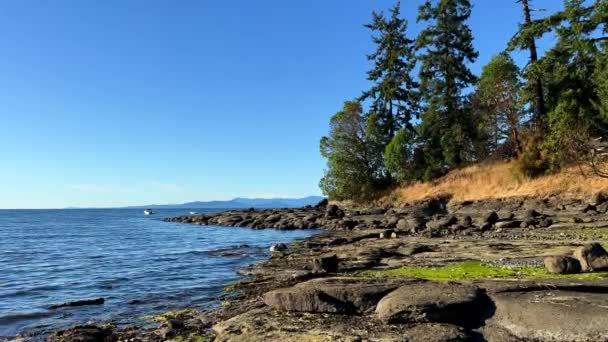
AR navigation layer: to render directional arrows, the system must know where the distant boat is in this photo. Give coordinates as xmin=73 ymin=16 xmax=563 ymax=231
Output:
xmin=144 ymin=209 xmax=154 ymax=215
xmin=189 ymin=211 xmax=198 ymax=215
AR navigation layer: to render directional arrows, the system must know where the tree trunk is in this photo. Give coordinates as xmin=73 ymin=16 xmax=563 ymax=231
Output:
xmin=519 ymin=0 xmax=546 ymax=130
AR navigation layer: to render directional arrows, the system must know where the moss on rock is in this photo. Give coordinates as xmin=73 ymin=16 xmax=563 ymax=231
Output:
xmin=357 ymin=261 xmax=608 ymax=281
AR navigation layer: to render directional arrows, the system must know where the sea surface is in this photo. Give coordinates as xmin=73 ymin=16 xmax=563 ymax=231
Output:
xmin=0 ymin=209 xmax=317 ymax=337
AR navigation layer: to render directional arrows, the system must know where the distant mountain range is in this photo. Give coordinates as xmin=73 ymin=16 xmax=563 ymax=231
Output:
xmin=123 ymin=196 xmax=325 ymax=209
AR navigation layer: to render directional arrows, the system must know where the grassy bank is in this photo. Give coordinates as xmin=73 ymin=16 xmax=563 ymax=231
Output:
xmin=385 ymin=161 xmax=608 ymax=204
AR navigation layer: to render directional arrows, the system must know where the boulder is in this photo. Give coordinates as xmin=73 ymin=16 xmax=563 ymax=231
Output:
xmin=386 ymin=216 xmax=400 ymax=228
xmin=489 ymin=289 xmax=608 ymax=341
xmin=495 ymin=220 xmax=522 ymax=229
xmin=264 ymin=277 xmax=411 ymax=314
xmin=312 ymin=254 xmax=339 ymax=273
xmin=543 ymin=255 xmax=582 ymax=274
xmin=314 ymin=198 xmax=329 ymax=208
xmin=524 ymin=209 xmax=541 ymax=219
xmin=590 ymin=191 xmax=607 ymax=206
xmin=270 ymin=243 xmax=288 ymax=253
xmin=375 ymin=282 xmax=483 ymax=326
xmin=379 ymin=229 xmax=394 ymax=239
xmin=326 ymin=204 xmax=344 ymax=219
xmin=396 ymin=219 xmax=409 ymax=230
xmin=573 ymin=243 xmax=608 ymax=271
xmin=483 ymin=211 xmax=499 ymax=225
xmin=49 ymin=325 xmax=114 ymax=342
xmin=264 ymin=214 xmax=282 ymax=223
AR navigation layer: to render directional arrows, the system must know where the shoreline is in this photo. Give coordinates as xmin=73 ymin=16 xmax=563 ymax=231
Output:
xmin=16 ymin=195 xmax=608 ymax=341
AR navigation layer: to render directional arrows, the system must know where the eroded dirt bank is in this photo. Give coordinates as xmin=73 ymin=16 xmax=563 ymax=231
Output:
xmin=42 ymin=195 xmax=608 ymax=341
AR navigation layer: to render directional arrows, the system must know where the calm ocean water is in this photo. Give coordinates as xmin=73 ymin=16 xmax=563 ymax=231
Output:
xmin=0 ymin=209 xmax=317 ymax=337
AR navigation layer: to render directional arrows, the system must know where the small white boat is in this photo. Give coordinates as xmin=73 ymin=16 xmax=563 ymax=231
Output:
xmin=144 ymin=209 xmax=154 ymax=215
xmin=189 ymin=211 xmax=197 ymax=215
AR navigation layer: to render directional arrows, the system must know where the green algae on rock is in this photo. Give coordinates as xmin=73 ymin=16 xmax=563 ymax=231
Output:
xmin=356 ymin=261 xmax=608 ymax=281
xmin=142 ymin=309 xmax=198 ymax=323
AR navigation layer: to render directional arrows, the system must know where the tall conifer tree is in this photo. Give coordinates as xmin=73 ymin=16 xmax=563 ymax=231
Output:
xmin=416 ymin=0 xmax=478 ymax=179
xmin=361 ymin=1 xmax=419 ymax=144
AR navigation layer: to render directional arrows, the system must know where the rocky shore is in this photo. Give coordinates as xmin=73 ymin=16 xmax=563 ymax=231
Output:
xmin=41 ymin=194 xmax=608 ymax=341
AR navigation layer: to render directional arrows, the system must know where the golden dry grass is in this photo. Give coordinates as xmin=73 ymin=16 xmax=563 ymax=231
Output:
xmin=391 ymin=161 xmax=608 ymax=204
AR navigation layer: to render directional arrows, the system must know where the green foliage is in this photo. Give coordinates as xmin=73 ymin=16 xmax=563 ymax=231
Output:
xmin=319 ymin=0 xmax=608 ymax=201
xmin=142 ymin=309 xmax=196 ymax=323
xmin=384 ymin=128 xmax=415 ymax=183
xmin=319 ymin=101 xmax=389 ymax=201
xmin=474 ymin=53 xmax=524 ymax=157
xmin=510 ymin=0 xmax=608 ymax=167
xmin=361 ymin=1 xmax=419 ymax=142
xmin=512 ymin=134 xmax=550 ymax=178
xmin=416 ymin=0 xmax=479 ymax=176
xmin=357 ymin=261 xmax=608 ymax=281
xmin=594 ymin=45 xmax=608 ymax=119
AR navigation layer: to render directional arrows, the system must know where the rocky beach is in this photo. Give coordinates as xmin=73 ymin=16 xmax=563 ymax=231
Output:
xmin=43 ymin=193 xmax=608 ymax=342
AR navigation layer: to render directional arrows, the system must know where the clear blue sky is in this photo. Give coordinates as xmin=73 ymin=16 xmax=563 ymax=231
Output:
xmin=0 ymin=0 xmax=565 ymax=209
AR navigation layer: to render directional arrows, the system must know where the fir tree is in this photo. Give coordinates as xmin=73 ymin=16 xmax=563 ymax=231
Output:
xmin=361 ymin=1 xmax=419 ymax=143
xmin=416 ymin=0 xmax=479 ymax=179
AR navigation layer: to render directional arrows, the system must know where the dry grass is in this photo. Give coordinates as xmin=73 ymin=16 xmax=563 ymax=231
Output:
xmin=390 ymin=161 xmax=608 ymax=204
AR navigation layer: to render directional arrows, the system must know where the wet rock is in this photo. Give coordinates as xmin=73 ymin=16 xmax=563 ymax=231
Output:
xmin=490 ymin=290 xmax=608 ymax=341
xmin=264 ymin=277 xmax=410 ymax=314
xmin=270 ymin=243 xmax=288 ymax=253
xmin=48 ymin=297 xmax=105 ymax=310
xmin=375 ymin=282 xmax=483 ymax=326
xmin=543 ymin=255 xmax=582 ymax=274
xmin=312 ymin=254 xmax=339 ymax=273
xmin=49 ymin=325 xmax=115 ymax=342
xmin=573 ymin=243 xmax=608 ymax=271
xmin=159 ymin=319 xmax=185 ymax=339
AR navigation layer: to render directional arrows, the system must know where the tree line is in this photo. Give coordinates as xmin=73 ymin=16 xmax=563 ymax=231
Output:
xmin=320 ymin=0 xmax=608 ymax=201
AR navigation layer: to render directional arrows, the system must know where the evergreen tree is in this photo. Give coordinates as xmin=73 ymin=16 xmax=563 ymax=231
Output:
xmin=475 ymin=53 xmax=524 ymax=156
xmin=319 ymin=101 xmax=389 ymax=201
xmin=416 ymin=0 xmax=479 ymax=179
xmin=516 ymin=0 xmax=547 ymax=130
xmin=361 ymin=1 xmax=419 ymax=143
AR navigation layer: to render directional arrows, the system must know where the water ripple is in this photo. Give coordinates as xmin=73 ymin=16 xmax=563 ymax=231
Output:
xmin=0 ymin=208 xmax=316 ymax=337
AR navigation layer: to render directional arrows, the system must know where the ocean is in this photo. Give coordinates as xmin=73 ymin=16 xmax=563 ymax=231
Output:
xmin=0 ymin=208 xmax=316 ymax=337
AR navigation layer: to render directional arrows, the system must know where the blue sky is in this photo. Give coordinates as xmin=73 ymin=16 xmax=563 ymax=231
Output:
xmin=0 ymin=0 xmax=566 ymax=209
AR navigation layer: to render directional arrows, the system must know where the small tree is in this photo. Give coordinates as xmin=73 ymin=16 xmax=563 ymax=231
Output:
xmin=475 ymin=53 xmax=524 ymax=157
xmin=319 ymin=101 xmax=388 ymax=201
xmin=384 ymin=128 xmax=416 ymax=184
